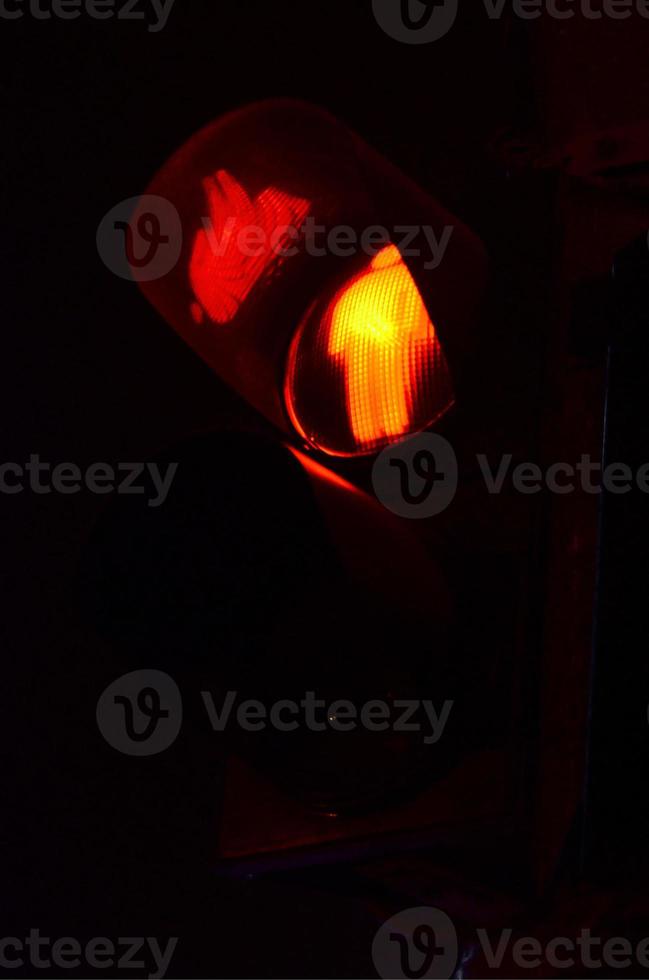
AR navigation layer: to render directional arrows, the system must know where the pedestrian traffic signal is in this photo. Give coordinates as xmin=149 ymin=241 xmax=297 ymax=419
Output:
xmin=134 ymin=98 xmax=486 ymax=462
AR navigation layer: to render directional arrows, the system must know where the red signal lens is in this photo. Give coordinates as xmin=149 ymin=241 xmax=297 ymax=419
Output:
xmin=189 ymin=170 xmax=310 ymax=325
xmin=285 ymin=245 xmax=454 ymax=457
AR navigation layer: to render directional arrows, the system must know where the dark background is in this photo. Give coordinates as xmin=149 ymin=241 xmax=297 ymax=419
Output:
xmin=3 ymin=2 xmax=649 ymax=977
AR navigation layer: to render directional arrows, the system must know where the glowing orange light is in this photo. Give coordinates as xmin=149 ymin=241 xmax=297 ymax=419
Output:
xmin=189 ymin=170 xmax=310 ymax=325
xmin=285 ymin=245 xmax=454 ymax=456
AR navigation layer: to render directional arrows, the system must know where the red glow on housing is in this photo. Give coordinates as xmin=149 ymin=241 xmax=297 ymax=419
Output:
xmin=288 ymin=446 xmax=363 ymax=494
xmin=189 ymin=170 xmax=310 ymax=325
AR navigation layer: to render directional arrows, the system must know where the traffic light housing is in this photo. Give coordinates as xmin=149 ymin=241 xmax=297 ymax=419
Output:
xmin=135 ymin=99 xmax=487 ymax=462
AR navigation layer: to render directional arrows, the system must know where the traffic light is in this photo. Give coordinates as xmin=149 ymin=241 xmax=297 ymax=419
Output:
xmin=115 ymin=99 xmax=584 ymax=883
xmin=134 ymin=99 xmax=487 ymax=466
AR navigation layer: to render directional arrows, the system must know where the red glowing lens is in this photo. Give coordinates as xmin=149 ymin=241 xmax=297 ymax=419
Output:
xmin=285 ymin=245 xmax=454 ymax=457
xmin=189 ymin=169 xmax=310 ymax=325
